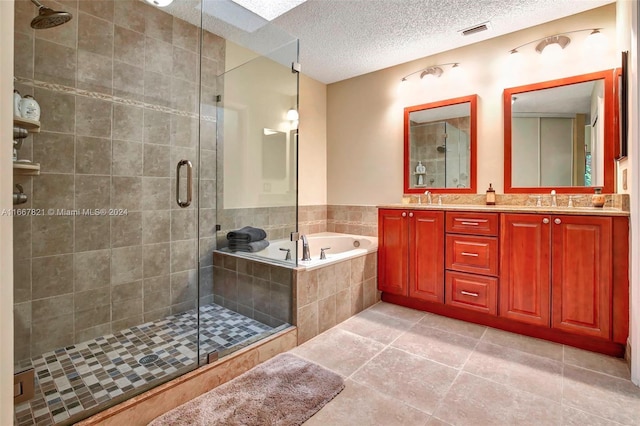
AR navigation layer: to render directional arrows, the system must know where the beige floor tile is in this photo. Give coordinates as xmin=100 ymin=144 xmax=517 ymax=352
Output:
xmin=392 ymin=323 xmax=478 ymax=368
xmin=433 ymin=372 xmax=563 ymax=426
xmin=562 ymin=365 xmax=640 ymax=425
xmin=463 ymin=341 xmax=563 ymax=400
xmin=481 ymin=327 xmax=564 ymax=361
xmin=561 ymin=405 xmax=620 ymax=426
xmin=304 ymin=379 xmax=430 ymax=426
xmin=563 ymin=345 xmax=630 ymax=379
xmin=418 ymin=313 xmax=487 ymax=339
xmin=336 ymin=308 xmax=413 ymax=345
xmin=367 ymin=301 xmax=426 ymax=323
xmin=351 ymin=347 xmax=458 ymax=415
xmin=291 ymin=327 xmax=385 ymax=377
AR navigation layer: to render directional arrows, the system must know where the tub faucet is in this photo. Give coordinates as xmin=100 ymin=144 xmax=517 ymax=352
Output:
xmin=301 ymin=235 xmax=311 ymax=261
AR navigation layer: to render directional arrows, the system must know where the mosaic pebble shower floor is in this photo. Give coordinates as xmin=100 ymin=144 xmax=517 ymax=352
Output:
xmin=14 ymin=303 xmax=279 ymax=425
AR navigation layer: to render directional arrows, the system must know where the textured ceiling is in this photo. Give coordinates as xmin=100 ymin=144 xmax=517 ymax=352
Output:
xmin=271 ymin=0 xmax=614 ymax=83
xmin=166 ymin=0 xmax=615 ymax=84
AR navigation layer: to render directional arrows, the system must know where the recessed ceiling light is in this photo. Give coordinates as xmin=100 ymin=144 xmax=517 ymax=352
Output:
xmin=230 ymin=0 xmax=307 ymax=21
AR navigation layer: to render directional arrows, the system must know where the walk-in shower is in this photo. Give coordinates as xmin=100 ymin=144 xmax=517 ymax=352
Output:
xmin=12 ymin=0 xmax=298 ymax=424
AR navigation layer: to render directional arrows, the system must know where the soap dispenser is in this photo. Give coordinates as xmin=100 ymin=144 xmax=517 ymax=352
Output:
xmin=592 ymin=188 xmax=605 ymax=208
xmin=486 ymin=183 xmax=496 ymax=205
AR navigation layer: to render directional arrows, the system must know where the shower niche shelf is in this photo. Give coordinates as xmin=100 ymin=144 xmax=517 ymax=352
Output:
xmin=13 ymin=162 xmax=40 ymax=176
xmin=13 ymin=116 xmax=40 ymax=133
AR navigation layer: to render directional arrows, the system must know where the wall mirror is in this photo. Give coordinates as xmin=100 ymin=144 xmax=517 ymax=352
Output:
xmin=404 ymin=94 xmax=477 ymax=194
xmin=504 ymin=70 xmax=615 ymax=193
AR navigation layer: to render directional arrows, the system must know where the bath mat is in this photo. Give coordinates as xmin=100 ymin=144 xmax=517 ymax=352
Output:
xmin=148 ymin=353 xmax=344 ymax=426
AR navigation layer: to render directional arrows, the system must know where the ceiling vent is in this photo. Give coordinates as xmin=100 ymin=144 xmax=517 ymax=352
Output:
xmin=460 ymin=21 xmax=491 ymax=36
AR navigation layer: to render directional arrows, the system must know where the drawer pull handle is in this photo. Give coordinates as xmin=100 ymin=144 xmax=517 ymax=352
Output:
xmin=402 ymin=212 xmax=407 ymax=217
xmin=461 ymin=290 xmax=479 ymax=297
xmin=461 ymin=221 xmax=479 ymax=226
xmin=461 ymin=252 xmax=479 ymax=257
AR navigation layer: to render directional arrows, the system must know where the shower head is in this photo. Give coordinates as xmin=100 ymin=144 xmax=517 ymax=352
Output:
xmin=30 ymin=0 xmax=72 ymax=29
xmin=436 ymin=145 xmax=447 ymax=153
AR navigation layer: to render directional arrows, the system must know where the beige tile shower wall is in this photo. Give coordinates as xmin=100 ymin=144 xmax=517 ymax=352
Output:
xmin=295 ymin=253 xmax=379 ymax=344
xmin=12 ymin=0 xmax=224 ymax=363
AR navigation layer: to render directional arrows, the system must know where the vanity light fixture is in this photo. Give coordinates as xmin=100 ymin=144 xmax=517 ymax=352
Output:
xmin=400 ymin=63 xmax=460 ymax=82
xmin=508 ymin=28 xmax=603 ymax=55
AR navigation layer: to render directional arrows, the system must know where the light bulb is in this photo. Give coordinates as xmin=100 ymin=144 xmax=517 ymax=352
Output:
xmin=540 ymin=42 xmax=563 ymax=61
xmin=286 ymin=108 xmax=299 ymax=121
xmin=449 ymin=63 xmax=463 ymax=78
xmin=584 ymin=29 xmax=607 ymax=52
xmin=144 ymin=0 xmax=174 ymax=7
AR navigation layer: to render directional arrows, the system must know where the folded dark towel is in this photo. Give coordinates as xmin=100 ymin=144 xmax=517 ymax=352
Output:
xmin=228 ymin=239 xmax=269 ymax=253
xmin=226 ymin=226 xmax=267 ymax=243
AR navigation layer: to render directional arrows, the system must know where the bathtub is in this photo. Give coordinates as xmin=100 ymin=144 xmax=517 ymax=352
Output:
xmin=219 ymin=232 xmax=378 ymax=271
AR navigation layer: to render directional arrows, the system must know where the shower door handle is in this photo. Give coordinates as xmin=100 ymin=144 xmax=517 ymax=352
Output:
xmin=176 ymin=160 xmax=193 ymax=208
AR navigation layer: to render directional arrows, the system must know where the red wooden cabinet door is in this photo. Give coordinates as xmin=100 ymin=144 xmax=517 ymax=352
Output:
xmin=499 ymin=214 xmax=551 ymax=326
xmin=378 ymin=209 xmax=409 ymax=296
xmin=410 ymin=210 xmax=445 ymax=302
xmin=551 ymin=215 xmax=612 ymax=339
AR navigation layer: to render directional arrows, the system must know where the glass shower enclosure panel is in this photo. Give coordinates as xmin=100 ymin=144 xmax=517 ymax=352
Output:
xmin=12 ymin=0 xmax=203 ymax=424
xmin=205 ymin=36 xmax=299 ymax=362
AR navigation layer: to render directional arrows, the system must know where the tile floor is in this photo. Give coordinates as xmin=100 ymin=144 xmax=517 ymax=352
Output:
xmin=293 ymin=302 xmax=640 ymax=426
xmin=14 ymin=303 xmax=281 ymax=426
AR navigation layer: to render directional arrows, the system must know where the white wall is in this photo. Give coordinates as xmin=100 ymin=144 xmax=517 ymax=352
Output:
xmin=1 ymin=1 xmax=14 ymax=421
xmin=327 ymin=4 xmax=618 ymax=205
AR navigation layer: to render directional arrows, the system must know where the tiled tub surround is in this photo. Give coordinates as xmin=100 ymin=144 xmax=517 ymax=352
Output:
xmin=296 ymin=252 xmax=380 ymax=344
xmin=327 ymin=205 xmax=378 ymax=236
xmin=212 ymin=253 xmax=294 ymax=329
xmin=215 ymin=204 xmax=378 ymax=248
xmin=13 ymin=303 xmax=279 ymax=426
xmin=13 ymin=0 xmax=224 ymax=364
xmin=213 ymin=235 xmax=379 ymax=345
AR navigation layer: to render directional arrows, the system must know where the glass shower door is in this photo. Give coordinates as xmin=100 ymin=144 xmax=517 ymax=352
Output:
xmin=199 ymin=34 xmax=300 ymax=362
xmin=12 ymin=0 xmax=204 ymax=423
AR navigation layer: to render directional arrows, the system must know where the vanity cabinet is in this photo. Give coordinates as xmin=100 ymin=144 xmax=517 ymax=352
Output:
xmin=501 ymin=213 xmax=612 ymax=339
xmin=378 ymin=209 xmax=444 ymax=302
xmin=378 ymin=206 xmax=629 ymax=357
xmin=445 ymin=212 xmax=499 ymax=315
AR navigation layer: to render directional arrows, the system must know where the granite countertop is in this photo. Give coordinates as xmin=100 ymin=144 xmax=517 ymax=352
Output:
xmin=377 ymin=203 xmax=630 ymax=217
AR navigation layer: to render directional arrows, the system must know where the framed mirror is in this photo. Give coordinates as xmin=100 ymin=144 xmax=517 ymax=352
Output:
xmin=404 ymin=94 xmax=477 ymax=194
xmin=504 ymin=70 xmax=615 ymax=193
xmin=617 ymin=51 xmax=628 ymax=159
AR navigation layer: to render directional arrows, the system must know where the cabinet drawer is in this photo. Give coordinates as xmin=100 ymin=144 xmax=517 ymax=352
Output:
xmin=446 ymin=212 xmax=499 ymax=236
xmin=446 ymin=235 xmax=498 ymax=276
xmin=446 ymin=271 xmax=497 ymax=315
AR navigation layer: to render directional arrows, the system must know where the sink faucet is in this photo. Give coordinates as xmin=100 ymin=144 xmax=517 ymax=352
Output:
xmin=301 ymin=235 xmax=311 ymax=261
xmin=424 ymin=190 xmax=432 ymax=205
xmin=550 ymin=190 xmax=557 ymax=207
